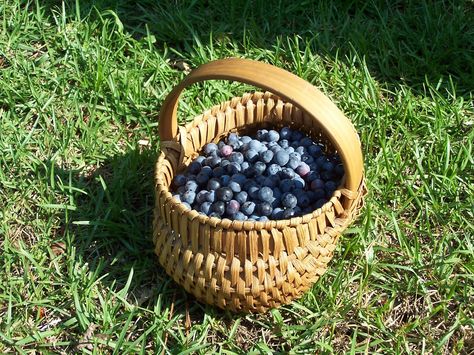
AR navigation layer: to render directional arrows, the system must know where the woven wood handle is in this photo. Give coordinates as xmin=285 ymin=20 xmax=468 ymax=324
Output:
xmin=159 ymin=58 xmax=363 ymax=193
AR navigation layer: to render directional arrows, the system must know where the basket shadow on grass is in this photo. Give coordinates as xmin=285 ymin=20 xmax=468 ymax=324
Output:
xmin=41 ymin=0 xmax=474 ymax=97
xmin=61 ymin=149 xmax=227 ymax=330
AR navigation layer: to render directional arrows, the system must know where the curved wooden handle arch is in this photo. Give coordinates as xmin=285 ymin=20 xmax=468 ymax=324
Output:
xmin=159 ymin=58 xmax=363 ymax=192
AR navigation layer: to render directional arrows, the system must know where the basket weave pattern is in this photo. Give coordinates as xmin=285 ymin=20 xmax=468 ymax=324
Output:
xmin=154 ymin=88 xmax=366 ymax=313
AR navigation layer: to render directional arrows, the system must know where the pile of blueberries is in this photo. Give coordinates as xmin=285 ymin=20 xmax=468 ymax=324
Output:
xmin=171 ymin=126 xmax=344 ymax=221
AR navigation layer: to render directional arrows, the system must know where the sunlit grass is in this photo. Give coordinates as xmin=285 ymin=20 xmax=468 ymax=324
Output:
xmin=0 ymin=0 xmax=473 ymax=353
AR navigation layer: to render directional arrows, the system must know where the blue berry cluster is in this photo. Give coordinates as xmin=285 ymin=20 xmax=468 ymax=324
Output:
xmin=171 ymin=127 xmax=344 ymax=221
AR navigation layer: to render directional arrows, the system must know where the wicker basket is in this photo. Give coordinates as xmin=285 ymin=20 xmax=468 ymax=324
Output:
xmin=153 ymin=58 xmax=366 ymax=313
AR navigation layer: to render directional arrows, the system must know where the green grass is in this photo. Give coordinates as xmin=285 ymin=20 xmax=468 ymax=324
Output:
xmin=1 ymin=0 xmax=473 ymax=353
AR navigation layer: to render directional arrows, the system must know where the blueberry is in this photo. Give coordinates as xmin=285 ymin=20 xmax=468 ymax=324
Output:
xmin=282 ymin=208 xmax=296 ymax=219
xmin=241 ymin=136 xmax=252 ymax=144
xmin=315 ymin=199 xmax=327 ymax=209
xmin=233 ymin=212 xmax=247 ymax=221
xmin=210 ymin=201 xmax=225 ymax=216
xmin=241 ymin=161 xmax=250 ymax=172
xmin=257 ymin=202 xmax=272 ymax=216
xmin=196 ymin=172 xmax=210 ymax=185
xmin=254 ymin=161 xmax=266 ymax=175
xmin=309 ymin=162 xmax=319 ymax=172
xmin=270 ymin=145 xmax=282 ymax=154
xmin=325 ymin=180 xmax=337 ymax=193
xmin=256 ymin=129 xmax=268 ymax=140
xmin=286 ymin=146 xmax=295 ymax=153
xmin=227 ymin=132 xmax=239 ymax=145
xmin=188 ymin=161 xmax=201 ymax=174
xmin=248 ymin=215 xmax=259 ymax=221
xmin=316 ymin=156 xmax=328 ymax=168
xmin=266 ymin=164 xmax=281 ymax=176
xmin=258 ymin=186 xmax=273 ymax=202
xmin=235 ymin=191 xmax=248 ymax=204
xmin=273 ymin=187 xmax=282 ymax=200
xmin=306 ymin=171 xmax=320 ymax=182
xmin=297 ymin=194 xmax=311 ymax=208
xmin=195 ymin=190 xmax=209 ymax=204
xmin=280 ymin=167 xmax=295 ymax=179
xmin=173 ymin=174 xmax=187 ymax=187
xmin=226 ymin=200 xmax=240 ymax=215
xmin=287 ymin=158 xmax=300 ymax=170
xmin=289 ymin=152 xmax=301 ymax=161
xmin=220 ymin=144 xmax=233 ymax=157
xmin=185 ymin=180 xmax=198 ymax=192
xmin=267 ymin=130 xmax=280 ymax=142
xmin=308 ymin=144 xmax=323 ymax=157
xmin=274 ymin=150 xmax=290 ymax=166
xmin=334 ymin=163 xmax=344 ymax=177
xmin=291 ymin=130 xmax=304 ymax=141
xmin=259 ymin=150 xmax=274 ymax=163
xmin=293 ymin=176 xmax=306 ymax=189
xmin=259 ymin=216 xmax=270 ymax=222
xmin=241 ymin=201 xmax=256 ymax=216
xmin=296 ymin=162 xmax=310 ymax=177
xmin=269 ymin=196 xmax=278 ymax=208
xmin=195 ymin=156 xmax=206 ymax=164
xmin=207 ymin=178 xmax=221 ymax=191
xmin=244 ymin=166 xmax=257 ymax=178
xmin=205 ymin=156 xmax=221 ymax=168
xmin=301 ymin=154 xmax=314 ymax=164
xmin=172 ymin=194 xmax=181 ymax=202
xmin=220 ymin=175 xmax=231 ymax=186
xmin=203 ymin=143 xmax=218 ymax=156
xmin=231 ymin=173 xmax=247 ymax=185
xmin=226 ymin=162 xmax=241 ymax=175
xmin=279 ymin=139 xmax=289 ymax=149
xmin=295 ymin=146 xmax=306 ymax=155
xmin=279 ymin=179 xmax=294 ymax=193
xmin=255 ymin=175 xmax=266 ymax=185
xmin=228 ymin=181 xmax=241 ymax=193
xmin=300 ymin=137 xmax=313 ymax=147
xmin=181 ymin=190 xmax=196 ymax=205
xmin=280 ymin=127 xmax=292 ymax=140
xmin=321 ymin=171 xmax=334 ymax=181
xmin=282 ymin=193 xmax=297 ymax=208
xmin=272 ymin=207 xmax=284 ymax=219
xmin=207 ymin=190 xmax=216 ymax=203
xmin=311 ymin=179 xmax=325 ymax=190
xmin=177 ymin=186 xmax=186 ymax=195
xmin=322 ymin=161 xmax=335 ymax=172
xmin=229 ymin=152 xmax=244 ymax=165
xmin=201 ymin=166 xmax=213 ymax=176
xmin=249 ymin=140 xmax=263 ymax=152
xmin=209 ymin=212 xmax=221 ymax=218
xmin=218 ymin=141 xmax=225 ymax=150
xmin=220 ymin=159 xmax=231 ymax=168
xmin=263 ymin=176 xmax=278 ymax=188
xmin=212 ymin=166 xmax=225 ymax=178
xmin=200 ymin=201 xmax=212 ymax=214
xmin=313 ymin=189 xmax=326 ymax=200
xmin=216 ymin=187 xmax=233 ymax=202
xmin=245 ymin=149 xmax=259 ymax=163
xmin=243 ymin=180 xmax=258 ymax=191
xmin=247 ymin=185 xmax=260 ymax=199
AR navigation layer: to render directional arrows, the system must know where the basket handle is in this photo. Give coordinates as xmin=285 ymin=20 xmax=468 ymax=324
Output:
xmin=159 ymin=58 xmax=363 ymax=193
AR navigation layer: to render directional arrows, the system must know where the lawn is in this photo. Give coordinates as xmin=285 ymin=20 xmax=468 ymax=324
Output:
xmin=0 ymin=0 xmax=473 ymax=353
